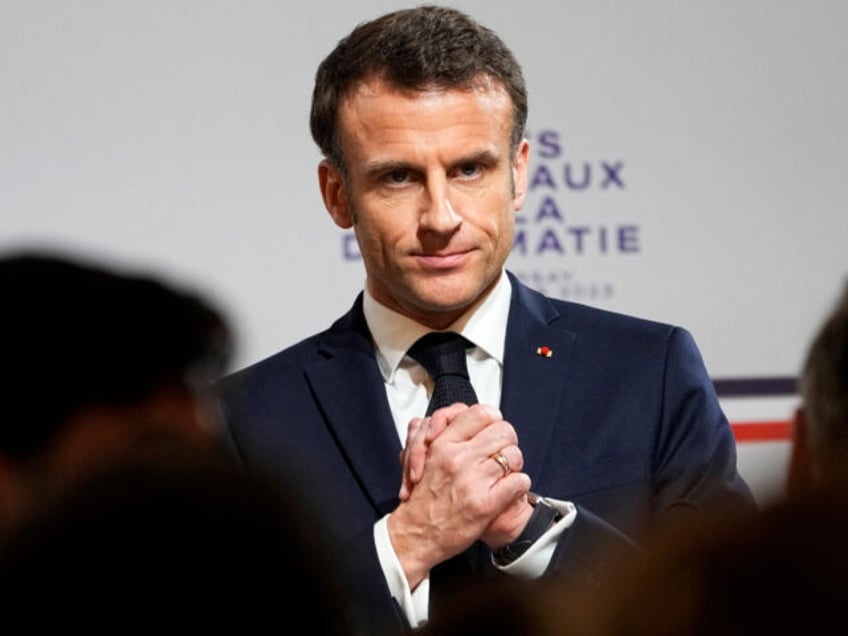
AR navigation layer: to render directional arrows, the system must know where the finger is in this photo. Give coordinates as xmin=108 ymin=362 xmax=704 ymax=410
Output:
xmin=425 ymin=403 xmax=468 ymax=442
xmin=408 ymin=416 xmax=432 ymax=483
xmin=404 ymin=417 xmax=424 ymax=448
xmin=437 ymin=404 xmax=503 ymax=442
xmin=485 ymin=444 xmax=524 ymax=479
xmin=399 ymin=417 xmax=426 ymax=500
xmin=489 ymin=471 xmax=532 ymax=509
xmin=462 ymin=418 xmax=519 ymax=459
xmin=482 ymin=479 xmax=534 ymax=546
xmin=400 ymin=417 xmax=423 ymax=479
xmin=399 ymin=418 xmax=420 ymax=469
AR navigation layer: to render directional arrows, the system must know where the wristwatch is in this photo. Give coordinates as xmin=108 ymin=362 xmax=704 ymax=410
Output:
xmin=492 ymin=492 xmax=563 ymax=566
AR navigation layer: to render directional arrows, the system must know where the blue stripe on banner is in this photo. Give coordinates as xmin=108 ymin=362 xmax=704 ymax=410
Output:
xmin=712 ymin=377 xmax=798 ymax=397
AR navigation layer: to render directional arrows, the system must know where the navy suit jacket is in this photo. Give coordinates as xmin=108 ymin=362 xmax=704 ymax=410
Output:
xmin=217 ymin=271 xmax=755 ymax=634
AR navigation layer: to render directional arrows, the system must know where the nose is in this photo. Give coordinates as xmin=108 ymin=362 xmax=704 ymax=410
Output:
xmin=420 ymin=179 xmax=462 ymax=232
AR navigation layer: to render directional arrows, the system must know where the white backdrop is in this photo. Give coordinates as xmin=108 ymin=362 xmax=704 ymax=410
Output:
xmin=2 ymin=0 xmax=846 ymax=503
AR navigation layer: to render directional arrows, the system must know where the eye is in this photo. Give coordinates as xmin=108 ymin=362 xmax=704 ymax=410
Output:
xmin=384 ymin=169 xmax=411 ymax=185
xmin=456 ymin=162 xmax=483 ymax=178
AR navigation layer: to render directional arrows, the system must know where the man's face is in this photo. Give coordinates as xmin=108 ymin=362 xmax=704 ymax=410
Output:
xmin=319 ymin=77 xmax=529 ymax=329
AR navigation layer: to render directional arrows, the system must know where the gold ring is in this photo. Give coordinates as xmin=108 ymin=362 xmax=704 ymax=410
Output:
xmin=490 ymin=451 xmax=511 ymax=476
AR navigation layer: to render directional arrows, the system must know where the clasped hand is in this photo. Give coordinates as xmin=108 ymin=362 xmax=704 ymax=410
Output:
xmin=387 ymin=403 xmax=533 ymax=589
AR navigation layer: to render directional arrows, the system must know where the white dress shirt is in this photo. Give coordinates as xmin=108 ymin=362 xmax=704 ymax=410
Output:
xmin=363 ymin=269 xmax=575 ymax=627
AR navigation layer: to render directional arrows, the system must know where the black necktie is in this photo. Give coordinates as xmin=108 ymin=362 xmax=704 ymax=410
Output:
xmin=407 ymin=331 xmax=478 ymax=416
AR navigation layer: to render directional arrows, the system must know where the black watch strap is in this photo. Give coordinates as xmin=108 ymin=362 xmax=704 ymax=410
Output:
xmin=492 ymin=494 xmax=563 ymax=566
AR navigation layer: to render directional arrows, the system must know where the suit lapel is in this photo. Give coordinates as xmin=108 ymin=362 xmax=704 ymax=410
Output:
xmin=500 ymin=274 xmax=577 ymax=486
xmin=306 ymin=297 xmax=403 ymax=516
xmin=301 ymin=281 xmax=577 ymax=514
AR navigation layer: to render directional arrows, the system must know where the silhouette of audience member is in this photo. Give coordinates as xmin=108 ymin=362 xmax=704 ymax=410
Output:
xmin=556 ymin=489 xmax=848 ymax=636
xmin=0 ymin=443 xmax=355 ymax=633
xmin=787 ymin=280 xmax=848 ymax=497
xmin=0 ymin=249 xmax=356 ymax=632
xmin=0 ymin=249 xmax=232 ymax=537
xmin=414 ymin=575 xmax=582 ymax=636
xmin=424 ymin=492 xmax=848 ymax=636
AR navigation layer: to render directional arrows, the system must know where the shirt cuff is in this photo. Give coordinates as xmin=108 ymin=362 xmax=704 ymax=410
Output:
xmin=374 ymin=514 xmax=430 ymax=627
xmin=493 ymin=499 xmax=577 ymax=577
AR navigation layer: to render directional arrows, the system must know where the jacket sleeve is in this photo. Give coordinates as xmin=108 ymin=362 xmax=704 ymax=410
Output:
xmin=336 ymin=524 xmax=411 ymax=636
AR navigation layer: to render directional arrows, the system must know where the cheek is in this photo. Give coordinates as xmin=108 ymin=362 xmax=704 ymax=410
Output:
xmin=350 ymin=222 xmax=397 ymax=278
xmin=476 ymin=196 xmax=516 ymax=245
xmin=355 ymin=207 xmax=413 ymax=253
xmin=494 ymin=214 xmax=516 ymax=257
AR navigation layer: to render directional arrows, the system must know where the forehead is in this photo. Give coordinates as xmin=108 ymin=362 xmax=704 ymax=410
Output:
xmin=337 ymin=77 xmax=514 ymax=159
xmin=342 ymin=73 xmax=512 ymax=115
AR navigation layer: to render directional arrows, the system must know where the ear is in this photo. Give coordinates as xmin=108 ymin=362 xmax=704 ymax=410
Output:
xmin=318 ymin=160 xmax=354 ymax=229
xmin=512 ymin=139 xmax=530 ymax=211
xmin=786 ymin=406 xmax=814 ymax=498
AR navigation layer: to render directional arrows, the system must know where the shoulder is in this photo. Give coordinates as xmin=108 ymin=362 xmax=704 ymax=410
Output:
xmin=217 ymin=293 xmax=370 ymax=395
xmin=507 ymin=271 xmax=684 ymax=342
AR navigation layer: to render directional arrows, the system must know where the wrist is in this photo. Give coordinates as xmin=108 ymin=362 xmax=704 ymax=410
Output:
xmin=492 ymin=493 xmax=562 ymax=565
xmin=387 ymin=506 xmax=432 ymax=590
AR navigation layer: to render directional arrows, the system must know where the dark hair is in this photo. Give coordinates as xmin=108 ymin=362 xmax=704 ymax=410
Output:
xmin=0 ymin=250 xmax=233 ymax=462
xmin=0 ymin=447 xmax=353 ymax=633
xmin=310 ymin=5 xmax=528 ymax=171
xmin=800 ymin=280 xmax=848 ymax=475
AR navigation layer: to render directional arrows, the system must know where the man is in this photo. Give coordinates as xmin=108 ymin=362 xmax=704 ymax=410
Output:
xmin=218 ymin=6 xmax=755 ymax=634
xmin=786 ymin=281 xmax=848 ymax=497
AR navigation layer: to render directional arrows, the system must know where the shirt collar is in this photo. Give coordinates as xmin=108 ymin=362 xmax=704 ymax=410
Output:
xmin=363 ymin=270 xmax=512 ymax=382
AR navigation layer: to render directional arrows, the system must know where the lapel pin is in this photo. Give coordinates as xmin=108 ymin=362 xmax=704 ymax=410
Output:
xmin=536 ymin=346 xmax=553 ymax=358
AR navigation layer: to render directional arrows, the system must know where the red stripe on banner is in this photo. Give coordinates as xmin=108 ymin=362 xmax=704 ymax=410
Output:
xmin=731 ymin=420 xmax=792 ymax=443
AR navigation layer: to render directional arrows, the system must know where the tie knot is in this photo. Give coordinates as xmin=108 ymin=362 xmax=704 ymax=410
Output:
xmin=407 ymin=331 xmax=478 ymax=415
xmin=407 ymin=331 xmax=472 ymax=380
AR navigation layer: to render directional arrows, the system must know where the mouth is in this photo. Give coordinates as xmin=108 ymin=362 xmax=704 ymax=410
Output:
xmin=413 ymin=249 xmax=472 ymax=270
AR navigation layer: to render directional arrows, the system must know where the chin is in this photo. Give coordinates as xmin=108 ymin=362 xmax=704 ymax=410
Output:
xmin=416 ymin=286 xmax=480 ymax=314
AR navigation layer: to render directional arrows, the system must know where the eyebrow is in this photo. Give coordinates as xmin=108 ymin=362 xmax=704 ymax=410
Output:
xmin=363 ymin=149 xmax=501 ymax=179
xmin=363 ymin=159 xmax=413 ymax=180
xmin=452 ymin=149 xmax=500 ymax=169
